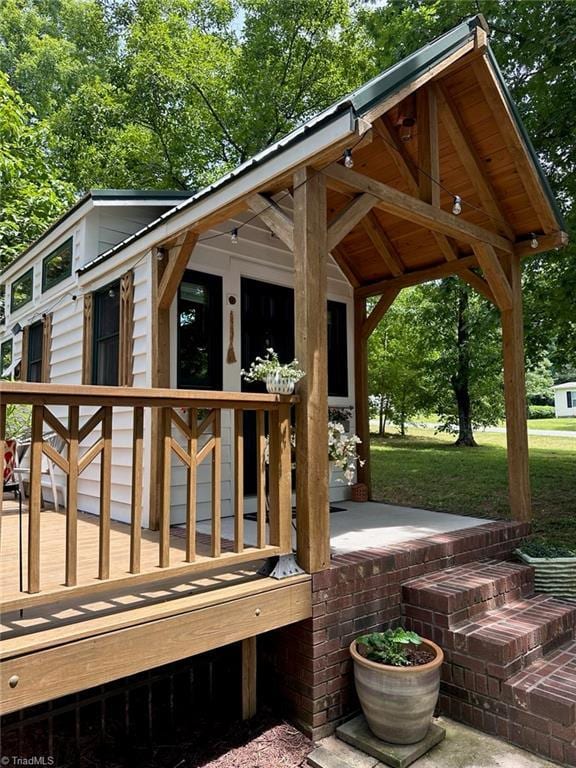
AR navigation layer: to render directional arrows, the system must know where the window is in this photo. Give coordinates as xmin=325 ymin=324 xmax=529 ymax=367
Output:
xmin=568 ymin=391 xmax=575 ymax=409
xmin=1 ymin=338 xmax=12 ymax=375
xmin=177 ymin=270 xmax=222 ymax=390
xmin=93 ymin=282 xmax=120 ymax=386
xmin=28 ymin=321 xmax=43 ymax=382
xmin=327 ymin=300 xmax=348 ymax=397
xmin=10 ymin=269 xmax=34 ymax=313
xmin=42 ymin=238 xmax=73 ymax=292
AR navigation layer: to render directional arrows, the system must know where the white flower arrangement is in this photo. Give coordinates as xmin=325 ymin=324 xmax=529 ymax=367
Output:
xmin=241 ymin=348 xmax=305 ymax=384
xmin=264 ymin=420 xmax=364 ymax=486
xmin=328 ymin=421 xmax=364 ymax=484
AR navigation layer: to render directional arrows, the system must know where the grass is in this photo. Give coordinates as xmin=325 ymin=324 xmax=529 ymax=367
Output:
xmin=527 ymin=417 xmax=576 ymax=431
xmin=371 ymin=427 xmax=576 ymax=550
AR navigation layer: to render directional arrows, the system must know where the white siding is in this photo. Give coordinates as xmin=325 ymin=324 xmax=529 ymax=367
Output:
xmin=554 ymin=388 xmax=576 ymax=418
xmin=97 ymin=208 xmax=164 ymax=255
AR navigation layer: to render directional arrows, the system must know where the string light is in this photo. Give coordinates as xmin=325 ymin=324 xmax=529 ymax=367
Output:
xmin=452 ymin=195 xmax=462 ymax=216
xmin=344 ymin=148 xmax=354 ymax=168
xmin=530 ymin=233 xmax=539 ymax=249
xmin=231 ymin=229 xmax=239 ymax=245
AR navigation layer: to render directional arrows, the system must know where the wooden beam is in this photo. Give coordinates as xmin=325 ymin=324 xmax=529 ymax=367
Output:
xmin=356 ymin=254 xmax=478 ymax=298
xmin=514 ymin=230 xmax=569 ymax=258
xmin=354 ymin=296 xmax=370 ymax=493
xmin=471 ymin=242 xmax=513 ymax=311
xmin=362 ymin=212 xmax=405 ymax=277
xmin=500 ymin=252 xmax=531 ymax=521
xmin=0 ymin=579 xmax=312 ymax=714
xmin=362 ymin=38 xmax=476 ymax=123
xmin=157 ymin=230 xmax=198 ymax=310
xmin=293 ymin=167 xmax=330 ymax=573
xmin=330 ymin=245 xmax=361 ymax=288
xmin=417 ymin=88 xmax=440 ymax=208
xmin=434 ymin=82 xmax=515 ymax=240
xmin=362 ymin=289 xmax=400 ymax=340
xmin=472 ymin=55 xmax=559 ymax=234
xmin=374 ymin=117 xmax=419 ymax=195
xmin=327 ymin=193 xmax=377 ymax=251
xmin=322 ymin=163 xmax=513 ymax=254
xmin=247 ymin=194 xmax=294 ymax=250
xmin=242 ymin=636 xmax=257 ymax=720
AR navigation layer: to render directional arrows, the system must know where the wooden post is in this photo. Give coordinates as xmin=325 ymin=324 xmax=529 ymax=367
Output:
xmin=293 ymin=167 xmax=330 ymax=573
xmin=354 ymin=295 xmax=371 ymax=491
xmin=500 ymin=252 xmax=531 ymax=521
xmin=241 ymin=636 xmax=257 ymax=720
xmin=149 ymin=252 xmax=171 ymax=530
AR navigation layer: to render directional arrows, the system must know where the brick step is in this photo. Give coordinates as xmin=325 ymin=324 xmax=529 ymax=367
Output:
xmin=503 ymin=639 xmax=576 ymax=728
xmin=448 ymin=594 xmax=576 ymax=680
xmin=402 ymin=560 xmax=534 ymax=627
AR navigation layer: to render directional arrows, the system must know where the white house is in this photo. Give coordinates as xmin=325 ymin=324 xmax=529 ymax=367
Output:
xmin=552 ymin=382 xmax=576 ymax=418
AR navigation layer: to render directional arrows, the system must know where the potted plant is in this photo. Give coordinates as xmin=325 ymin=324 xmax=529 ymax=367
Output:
xmin=241 ymin=348 xmax=304 ymax=394
xmin=515 ymin=537 xmax=576 ymax=598
xmin=328 ymin=421 xmax=364 ymax=485
xmin=350 ymin=627 xmax=443 ymax=745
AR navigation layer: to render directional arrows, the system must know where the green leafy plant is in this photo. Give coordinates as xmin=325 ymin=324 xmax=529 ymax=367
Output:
xmin=356 ymin=628 xmax=422 ymax=667
xmin=241 ymin=348 xmax=304 ymax=383
xmin=4 ymin=403 xmax=32 ymax=440
xmin=519 ymin=537 xmax=575 ymax=558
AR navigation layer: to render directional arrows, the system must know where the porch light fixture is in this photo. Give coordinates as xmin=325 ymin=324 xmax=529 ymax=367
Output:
xmin=231 ymin=228 xmax=239 ymax=244
xmin=530 ymin=233 xmax=539 ymax=249
xmin=343 ymin=148 xmax=354 ymax=168
xmin=11 ymin=323 xmax=22 ymax=336
xmin=452 ymin=195 xmax=462 ymax=215
xmin=400 ymin=117 xmax=415 ymax=142
xmin=108 ymin=288 xmax=116 ymax=298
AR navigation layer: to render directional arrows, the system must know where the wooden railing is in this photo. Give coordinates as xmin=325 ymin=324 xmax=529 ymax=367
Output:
xmin=0 ymin=383 xmax=296 ymax=598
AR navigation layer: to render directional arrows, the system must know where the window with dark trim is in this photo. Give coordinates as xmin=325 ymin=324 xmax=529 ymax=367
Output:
xmin=92 ymin=281 xmax=120 ymax=386
xmin=1 ymin=338 xmax=12 ymax=375
xmin=568 ymin=391 xmax=574 ymax=409
xmin=177 ymin=270 xmax=222 ymax=390
xmin=11 ymin=269 xmax=34 ymax=313
xmin=42 ymin=238 xmax=73 ymax=292
xmin=28 ymin=321 xmax=43 ymax=383
xmin=327 ymin=300 xmax=348 ymax=397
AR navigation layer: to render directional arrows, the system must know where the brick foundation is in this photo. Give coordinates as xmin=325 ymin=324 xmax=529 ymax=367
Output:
xmin=264 ymin=521 xmax=529 ymax=740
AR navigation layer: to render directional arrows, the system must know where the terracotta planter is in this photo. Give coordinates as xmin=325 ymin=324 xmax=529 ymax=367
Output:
xmin=350 ymin=637 xmax=443 ymax=744
xmin=515 ymin=549 xmax=576 ymax=597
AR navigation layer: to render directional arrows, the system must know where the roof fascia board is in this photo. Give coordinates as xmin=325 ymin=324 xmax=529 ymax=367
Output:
xmin=79 ymin=107 xmax=359 ymax=276
xmin=94 ymin=198 xmax=192 ymax=208
xmin=1 ymin=197 xmax=93 ymax=283
xmin=485 ymin=47 xmax=565 ymax=230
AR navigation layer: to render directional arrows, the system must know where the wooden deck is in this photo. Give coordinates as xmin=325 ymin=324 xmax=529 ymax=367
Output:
xmin=0 ymin=498 xmax=311 ymax=714
xmin=0 ymin=499 xmax=277 ymax=610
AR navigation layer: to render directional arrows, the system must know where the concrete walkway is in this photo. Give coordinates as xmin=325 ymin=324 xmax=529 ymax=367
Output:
xmin=315 ymin=717 xmax=556 ymax=768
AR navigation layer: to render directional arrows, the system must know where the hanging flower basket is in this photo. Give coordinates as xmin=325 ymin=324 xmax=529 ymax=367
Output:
xmin=241 ymin=348 xmax=304 ymax=395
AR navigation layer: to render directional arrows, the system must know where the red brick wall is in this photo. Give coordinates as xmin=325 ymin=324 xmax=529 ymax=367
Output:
xmin=263 ymin=521 xmax=530 ymax=739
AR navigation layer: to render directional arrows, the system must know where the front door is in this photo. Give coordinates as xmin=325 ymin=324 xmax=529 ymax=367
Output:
xmin=241 ymin=278 xmax=294 ymax=494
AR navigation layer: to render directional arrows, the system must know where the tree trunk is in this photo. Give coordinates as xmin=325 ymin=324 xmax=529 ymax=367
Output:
xmin=452 ymin=284 xmax=477 ymax=447
xmin=379 ymin=395 xmax=385 ymax=436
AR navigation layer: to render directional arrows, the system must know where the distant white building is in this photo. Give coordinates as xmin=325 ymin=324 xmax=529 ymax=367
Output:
xmin=552 ymin=382 xmax=576 ymax=417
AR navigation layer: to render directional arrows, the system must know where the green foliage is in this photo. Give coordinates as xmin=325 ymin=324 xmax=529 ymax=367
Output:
xmin=3 ymin=403 xmax=32 ymax=440
xmin=356 ymin=628 xmax=422 ymax=667
xmin=519 ymin=537 xmax=575 ymax=559
xmin=525 ymin=360 xmax=554 ymax=406
xmin=0 ymin=72 xmax=75 ymax=269
xmin=527 ymin=405 xmax=555 ymax=420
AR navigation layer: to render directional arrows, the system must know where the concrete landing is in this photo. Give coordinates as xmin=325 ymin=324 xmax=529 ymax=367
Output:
xmin=310 ymin=717 xmax=558 ymax=768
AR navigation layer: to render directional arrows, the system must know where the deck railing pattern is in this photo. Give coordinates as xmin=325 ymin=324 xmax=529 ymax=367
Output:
xmin=0 ymin=383 xmax=296 ymax=598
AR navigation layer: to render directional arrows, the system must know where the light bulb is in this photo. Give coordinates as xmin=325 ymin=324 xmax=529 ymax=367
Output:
xmin=400 ymin=118 xmax=415 ymax=142
xmin=344 ymin=149 xmax=354 ymax=168
xmin=452 ymin=195 xmax=462 ymax=216
xmin=231 ymin=229 xmax=238 ymax=245
xmin=530 ymin=233 xmax=538 ymax=249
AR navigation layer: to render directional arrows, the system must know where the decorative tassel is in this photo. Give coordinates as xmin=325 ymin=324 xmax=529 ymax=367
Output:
xmin=226 ymin=310 xmax=237 ymax=364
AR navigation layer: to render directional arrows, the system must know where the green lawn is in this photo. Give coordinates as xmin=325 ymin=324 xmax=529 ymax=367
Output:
xmin=527 ymin=417 xmax=576 ymax=431
xmin=371 ymin=427 xmax=576 ymax=550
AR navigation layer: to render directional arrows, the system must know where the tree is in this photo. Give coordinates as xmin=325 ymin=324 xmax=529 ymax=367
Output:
xmin=0 ymin=72 xmax=74 ymax=271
